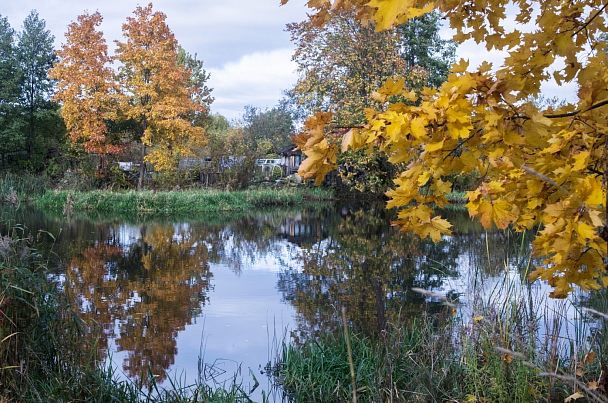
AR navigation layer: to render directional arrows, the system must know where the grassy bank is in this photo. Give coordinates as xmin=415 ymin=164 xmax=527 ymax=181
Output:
xmin=34 ymin=187 xmax=335 ymax=215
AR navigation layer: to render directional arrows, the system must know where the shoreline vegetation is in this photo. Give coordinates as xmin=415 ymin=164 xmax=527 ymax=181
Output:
xmin=33 ymin=187 xmax=336 ymax=215
xmin=0 ymin=171 xmax=468 ymax=215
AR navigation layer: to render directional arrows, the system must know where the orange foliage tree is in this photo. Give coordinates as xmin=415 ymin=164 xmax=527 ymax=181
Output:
xmin=50 ymin=11 xmax=121 ymax=172
xmin=115 ymin=3 xmax=207 ymax=189
xmin=284 ymin=0 xmax=608 ymax=297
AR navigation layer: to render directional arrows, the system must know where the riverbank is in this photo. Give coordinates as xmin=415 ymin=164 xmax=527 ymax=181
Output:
xmin=33 ymin=187 xmax=335 ymax=215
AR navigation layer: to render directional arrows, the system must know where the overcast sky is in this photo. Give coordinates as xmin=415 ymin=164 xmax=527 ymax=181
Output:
xmin=0 ymin=0 xmax=309 ymax=120
xmin=0 ymin=1 xmax=575 ymax=121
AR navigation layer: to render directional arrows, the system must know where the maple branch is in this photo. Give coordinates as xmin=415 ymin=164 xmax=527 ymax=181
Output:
xmin=520 ymin=164 xmax=584 ymax=206
xmin=443 ymin=128 xmax=481 ymax=161
xmin=544 ymin=98 xmax=608 ymax=119
xmin=571 ymin=3 xmax=608 ymax=38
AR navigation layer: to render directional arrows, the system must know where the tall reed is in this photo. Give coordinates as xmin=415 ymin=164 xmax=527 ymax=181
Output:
xmin=275 ymin=229 xmax=608 ymax=402
xmin=0 ymin=172 xmax=50 ymax=205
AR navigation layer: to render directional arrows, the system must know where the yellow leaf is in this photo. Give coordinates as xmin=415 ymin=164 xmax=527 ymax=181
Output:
xmin=473 ymin=315 xmax=483 ymax=322
xmin=427 ymin=216 xmax=453 ymax=242
xmin=504 ymin=131 xmax=525 ymax=145
xmin=366 ymin=0 xmax=413 ymax=31
xmin=578 ymin=177 xmax=604 ymax=206
xmin=431 ymin=179 xmax=452 ymax=195
xmin=584 ymin=351 xmax=596 ymax=365
xmin=371 ymin=91 xmax=387 ymax=103
xmin=410 ymin=117 xmax=427 ymax=139
xmin=574 ymin=222 xmax=596 ymax=241
xmin=475 ymin=198 xmax=519 ymax=229
xmin=451 ymin=59 xmax=470 ymax=73
xmin=417 ymin=170 xmax=431 ymax=186
xmin=341 ymin=128 xmax=363 ymax=152
xmin=588 ymin=209 xmax=604 ymax=227
xmin=426 ymin=139 xmax=445 ymax=152
xmin=564 ymin=391 xmax=584 ymax=402
xmin=572 ymin=151 xmax=589 ymax=171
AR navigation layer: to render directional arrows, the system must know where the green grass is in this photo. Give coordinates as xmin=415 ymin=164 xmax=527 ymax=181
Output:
xmin=278 ymin=316 xmax=460 ymax=402
xmin=276 ymin=305 xmax=599 ymax=402
xmin=35 ymin=187 xmax=335 ymax=216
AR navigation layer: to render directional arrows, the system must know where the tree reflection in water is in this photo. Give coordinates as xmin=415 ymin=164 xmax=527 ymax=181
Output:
xmin=64 ymin=222 xmax=213 ymax=385
xmin=277 ymin=204 xmax=533 ymax=343
xmin=278 ymin=204 xmax=456 ymax=342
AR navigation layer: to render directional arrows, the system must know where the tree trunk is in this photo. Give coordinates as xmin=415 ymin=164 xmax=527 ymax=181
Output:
xmin=137 ymin=143 xmax=146 ymax=191
xmin=137 ymin=116 xmax=148 ymax=191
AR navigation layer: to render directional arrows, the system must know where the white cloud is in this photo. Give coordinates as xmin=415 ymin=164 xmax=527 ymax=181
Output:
xmin=208 ymin=49 xmax=297 ymax=120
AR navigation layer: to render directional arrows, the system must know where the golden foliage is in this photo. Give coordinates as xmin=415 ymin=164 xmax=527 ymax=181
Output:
xmin=116 ymin=3 xmax=207 ymax=173
xmin=49 ymin=12 xmax=121 ymax=157
xmin=285 ymin=0 xmax=608 ymax=297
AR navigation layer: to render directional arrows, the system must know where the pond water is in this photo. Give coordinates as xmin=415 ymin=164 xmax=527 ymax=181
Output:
xmin=0 ymin=202 xmax=593 ymax=400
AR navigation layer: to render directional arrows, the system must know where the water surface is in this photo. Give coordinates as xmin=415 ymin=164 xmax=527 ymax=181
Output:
xmin=1 ymin=203 xmax=551 ymax=398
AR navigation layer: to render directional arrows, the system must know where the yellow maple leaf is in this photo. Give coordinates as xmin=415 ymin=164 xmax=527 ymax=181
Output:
xmin=341 ymin=128 xmax=363 ymax=152
xmin=574 ymin=222 xmax=597 ymax=242
xmin=564 ymin=391 xmax=584 ymax=402
xmin=572 ymin=151 xmax=589 ymax=171
xmin=451 ymin=59 xmax=469 ymax=73
xmin=476 ymin=198 xmax=519 ymax=229
xmin=426 ymin=139 xmax=445 ymax=152
xmin=366 ymin=0 xmax=412 ymax=30
xmin=366 ymin=0 xmax=433 ymax=31
xmin=577 ymin=177 xmax=604 ymax=206
xmin=427 ymin=216 xmax=453 ymax=242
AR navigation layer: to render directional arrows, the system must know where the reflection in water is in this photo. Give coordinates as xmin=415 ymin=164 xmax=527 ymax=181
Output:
xmin=0 ymin=203 xmax=536 ymax=392
xmin=278 ymin=204 xmax=461 ymax=342
xmin=64 ymin=223 xmax=213 ymax=384
xmin=278 ymin=205 xmax=535 ymax=343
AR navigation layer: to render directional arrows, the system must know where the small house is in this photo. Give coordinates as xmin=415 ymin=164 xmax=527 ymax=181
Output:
xmin=279 ymin=145 xmax=303 ymax=176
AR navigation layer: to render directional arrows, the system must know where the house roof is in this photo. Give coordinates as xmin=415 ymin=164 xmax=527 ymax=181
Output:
xmin=278 ymin=144 xmax=302 ymax=156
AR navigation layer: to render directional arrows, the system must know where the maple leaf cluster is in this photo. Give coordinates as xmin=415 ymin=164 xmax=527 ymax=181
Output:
xmin=284 ymin=0 xmax=608 ymax=297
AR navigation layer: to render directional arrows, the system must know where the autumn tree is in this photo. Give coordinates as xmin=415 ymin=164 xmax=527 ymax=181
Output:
xmin=242 ymin=104 xmax=294 ymax=156
xmin=287 ymin=9 xmax=454 ymax=125
xmin=286 ymin=0 xmax=608 ymax=297
xmin=177 ymin=47 xmax=213 ymax=128
xmin=115 ymin=3 xmax=207 ymax=190
xmin=287 ymin=8 xmax=455 ymax=194
xmin=50 ymin=11 xmax=121 ymax=174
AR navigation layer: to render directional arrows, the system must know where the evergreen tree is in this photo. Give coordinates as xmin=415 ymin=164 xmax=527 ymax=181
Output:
xmin=0 ymin=15 xmax=23 ymax=159
xmin=16 ymin=10 xmax=61 ymax=167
